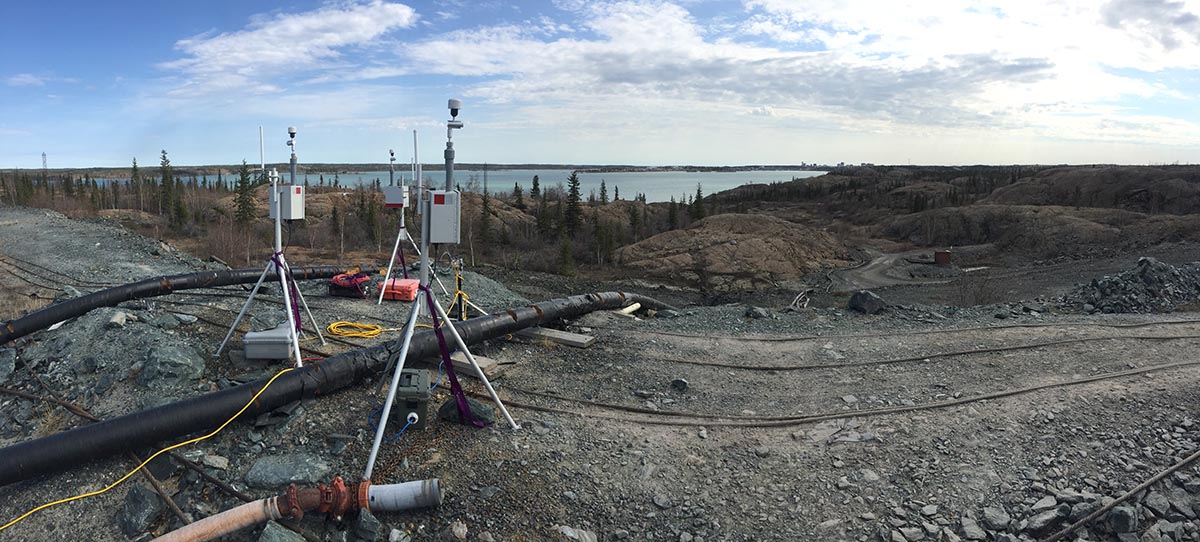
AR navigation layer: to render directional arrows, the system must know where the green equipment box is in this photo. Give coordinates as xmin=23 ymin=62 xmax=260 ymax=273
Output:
xmin=392 ymin=369 xmax=430 ymax=431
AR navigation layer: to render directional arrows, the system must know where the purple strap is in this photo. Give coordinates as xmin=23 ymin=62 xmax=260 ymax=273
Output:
xmin=398 ymin=245 xmax=408 ymax=279
xmin=272 ymin=252 xmax=302 ymax=333
xmin=422 ymin=285 xmax=489 ymax=427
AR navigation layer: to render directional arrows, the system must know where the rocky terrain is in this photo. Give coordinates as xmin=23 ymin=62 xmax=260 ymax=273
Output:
xmin=6 ymin=204 xmax=1200 ymax=542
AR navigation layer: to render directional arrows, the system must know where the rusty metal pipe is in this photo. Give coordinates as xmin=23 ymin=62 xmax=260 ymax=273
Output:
xmin=151 ymin=477 xmax=440 ymax=542
xmin=152 ymin=498 xmax=283 ymax=542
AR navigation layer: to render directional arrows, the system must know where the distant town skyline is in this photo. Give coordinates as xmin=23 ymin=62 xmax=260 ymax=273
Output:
xmin=2 ymin=0 xmax=1198 ymax=169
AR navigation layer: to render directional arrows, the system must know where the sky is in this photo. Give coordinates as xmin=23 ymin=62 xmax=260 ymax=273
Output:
xmin=1 ymin=0 xmax=1199 ymax=168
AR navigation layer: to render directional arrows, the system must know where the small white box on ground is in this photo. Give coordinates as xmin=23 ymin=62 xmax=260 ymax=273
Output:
xmin=383 ymin=186 xmax=409 ymax=209
xmin=269 ymin=185 xmax=305 ymax=220
xmin=243 ymin=323 xmax=293 ymax=360
xmin=428 ymin=190 xmax=460 ymax=244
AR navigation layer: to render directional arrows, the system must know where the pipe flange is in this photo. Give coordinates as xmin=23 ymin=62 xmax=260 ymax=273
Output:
xmin=284 ymin=484 xmax=304 ymax=520
xmin=318 ymin=476 xmax=353 ymax=521
xmin=357 ymin=479 xmax=371 ymax=511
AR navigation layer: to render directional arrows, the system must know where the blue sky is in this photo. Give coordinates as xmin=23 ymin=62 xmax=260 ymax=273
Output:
xmin=2 ymin=0 xmax=1199 ymax=168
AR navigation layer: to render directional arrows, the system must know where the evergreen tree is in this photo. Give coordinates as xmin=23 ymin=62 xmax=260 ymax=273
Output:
xmin=614 ymin=186 xmax=620 ymax=201
xmin=557 ymin=232 xmax=575 ymax=276
xmin=689 ymin=183 xmax=706 ymax=220
xmin=364 ymin=192 xmax=380 ymax=245
xmin=600 ymin=179 xmax=608 ymax=204
xmin=512 ymin=182 xmax=525 ymax=210
xmin=158 ymin=150 xmax=174 ymax=219
xmin=480 ymin=184 xmax=493 ymax=243
xmin=564 ymin=171 xmax=583 ymax=237
xmin=530 ymin=175 xmax=540 ymax=200
xmin=536 ymin=201 xmax=551 ymax=237
xmin=234 ymin=161 xmax=256 ymax=227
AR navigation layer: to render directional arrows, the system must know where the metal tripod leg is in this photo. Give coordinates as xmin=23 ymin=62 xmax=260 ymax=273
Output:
xmin=428 ymin=294 xmax=520 ymax=431
xmin=274 ymin=257 xmax=304 ymax=368
xmin=362 ymin=293 xmax=423 ymax=481
xmin=215 ymin=261 xmax=272 ymax=357
xmin=379 ymin=228 xmax=407 ymax=305
xmin=278 ymin=255 xmax=326 ymax=346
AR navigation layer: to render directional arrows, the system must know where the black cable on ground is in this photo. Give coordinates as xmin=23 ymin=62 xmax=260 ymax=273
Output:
xmin=488 ymin=358 xmax=1200 ymax=427
xmin=641 ymin=334 xmax=1200 ymax=371
xmin=603 ymin=318 xmax=1200 ymax=342
xmin=0 ymin=253 xmax=122 ymax=287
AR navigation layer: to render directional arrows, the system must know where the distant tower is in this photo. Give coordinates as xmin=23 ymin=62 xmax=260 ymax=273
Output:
xmin=42 ymin=152 xmax=47 ymax=171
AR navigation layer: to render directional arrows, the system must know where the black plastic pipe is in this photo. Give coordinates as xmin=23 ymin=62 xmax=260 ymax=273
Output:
xmin=0 ymin=292 xmax=674 ymax=487
xmin=0 ymin=265 xmax=343 ymax=346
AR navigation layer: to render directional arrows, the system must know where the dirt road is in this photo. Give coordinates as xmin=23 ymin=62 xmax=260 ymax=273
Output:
xmin=828 ymin=249 xmax=952 ymax=292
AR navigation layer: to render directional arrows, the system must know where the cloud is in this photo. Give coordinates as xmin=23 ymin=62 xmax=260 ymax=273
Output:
xmin=403 ymin=1 xmax=1055 ymax=127
xmin=6 ymin=73 xmax=46 ymax=87
xmin=1102 ymin=0 xmax=1200 ymax=51
xmin=160 ymin=0 xmax=418 ymax=95
xmin=390 ymin=0 xmax=1198 ymax=151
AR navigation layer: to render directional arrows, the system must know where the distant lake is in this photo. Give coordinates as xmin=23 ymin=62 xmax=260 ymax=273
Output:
xmin=304 ymin=168 xmax=826 ymax=203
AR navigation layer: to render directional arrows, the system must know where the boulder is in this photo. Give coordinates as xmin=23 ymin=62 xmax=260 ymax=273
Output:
xmin=849 ymin=290 xmax=887 ymax=314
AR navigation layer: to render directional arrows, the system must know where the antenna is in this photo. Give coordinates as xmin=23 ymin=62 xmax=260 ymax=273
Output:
xmin=413 ymin=129 xmax=421 ymax=215
xmin=259 ymin=126 xmax=265 ymax=177
xmin=41 ymin=152 xmax=47 ymax=172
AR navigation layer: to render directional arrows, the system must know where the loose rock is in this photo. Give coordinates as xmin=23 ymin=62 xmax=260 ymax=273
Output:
xmin=245 ymin=454 xmax=330 ymax=488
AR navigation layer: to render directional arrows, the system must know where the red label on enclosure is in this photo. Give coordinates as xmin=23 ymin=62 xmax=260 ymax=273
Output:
xmin=295 ymin=187 xmax=301 ymax=194
xmin=434 ymin=194 xmax=445 ymax=205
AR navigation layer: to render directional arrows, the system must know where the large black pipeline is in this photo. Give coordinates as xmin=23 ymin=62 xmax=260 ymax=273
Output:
xmin=0 ymin=291 xmax=674 ymax=487
xmin=0 ymin=265 xmax=343 ymax=346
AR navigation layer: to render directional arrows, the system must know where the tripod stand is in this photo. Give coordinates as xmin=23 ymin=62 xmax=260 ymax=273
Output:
xmin=215 ymin=166 xmax=326 ymax=367
xmin=363 ymin=100 xmax=518 ymax=482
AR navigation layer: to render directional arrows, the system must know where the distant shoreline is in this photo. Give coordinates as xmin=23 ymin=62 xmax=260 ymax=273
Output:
xmin=10 ymin=163 xmax=831 ymax=177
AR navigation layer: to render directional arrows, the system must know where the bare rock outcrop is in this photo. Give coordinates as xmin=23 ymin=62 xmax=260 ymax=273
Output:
xmin=614 ymin=213 xmax=846 ymax=291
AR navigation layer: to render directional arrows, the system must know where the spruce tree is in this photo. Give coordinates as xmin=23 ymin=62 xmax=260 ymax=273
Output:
xmin=480 ymin=185 xmax=493 ymax=243
xmin=689 ymin=183 xmax=706 ymax=220
xmin=512 ymin=182 xmax=525 ymax=210
xmin=234 ymin=161 xmax=256 ymax=227
xmin=530 ymin=175 xmax=540 ymax=200
xmin=564 ymin=171 xmax=583 ymax=237
xmin=600 ymin=179 xmax=608 ymax=204
xmin=557 ymin=232 xmax=575 ymax=276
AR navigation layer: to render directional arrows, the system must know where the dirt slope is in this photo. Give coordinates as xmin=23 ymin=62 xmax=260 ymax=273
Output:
xmin=614 ymin=213 xmax=847 ymax=290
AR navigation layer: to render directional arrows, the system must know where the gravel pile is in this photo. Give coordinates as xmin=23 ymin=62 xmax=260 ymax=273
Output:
xmin=1060 ymin=257 xmax=1200 ymax=314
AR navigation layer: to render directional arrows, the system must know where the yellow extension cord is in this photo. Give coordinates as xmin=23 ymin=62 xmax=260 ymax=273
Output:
xmin=0 ymin=367 xmax=296 ymax=534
